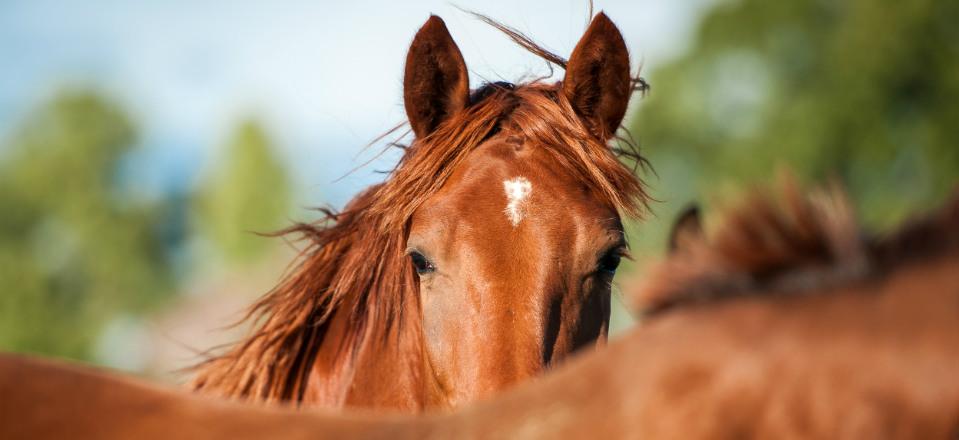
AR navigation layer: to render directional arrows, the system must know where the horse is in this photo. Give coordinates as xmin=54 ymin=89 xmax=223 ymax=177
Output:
xmin=5 ymin=181 xmax=958 ymax=439
xmin=190 ymin=12 xmax=649 ymax=411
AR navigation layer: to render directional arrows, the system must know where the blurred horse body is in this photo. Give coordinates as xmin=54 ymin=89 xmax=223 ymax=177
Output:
xmin=190 ymin=13 xmax=647 ymax=411
xmin=4 ymin=183 xmax=959 ymax=438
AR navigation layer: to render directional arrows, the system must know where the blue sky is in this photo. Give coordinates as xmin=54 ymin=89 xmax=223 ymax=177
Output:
xmin=0 ymin=0 xmax=713 ymax=208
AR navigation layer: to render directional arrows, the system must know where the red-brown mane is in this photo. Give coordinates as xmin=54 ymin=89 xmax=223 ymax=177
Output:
xmin=631 ymin=179 xmax=959 ymax=317
xmin=191 ymin=70 xmax=649 ymax=403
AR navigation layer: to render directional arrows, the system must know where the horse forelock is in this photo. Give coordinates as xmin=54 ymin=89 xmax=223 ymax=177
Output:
xmin=631 ymin=179 xmax=959 ymax=318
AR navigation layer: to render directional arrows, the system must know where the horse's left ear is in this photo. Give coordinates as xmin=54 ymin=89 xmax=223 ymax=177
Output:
xmin=563 ymin=12 xmax=632 ymax=141
xmin=404 ymin=15 xmax=470 ymax=139
xmin=668 ymin=204 xmax=703 ymax=254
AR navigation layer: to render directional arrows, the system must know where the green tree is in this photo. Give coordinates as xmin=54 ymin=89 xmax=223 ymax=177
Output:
xmin=193 ymin=118 xmax=292 ymax=265
xmin=627 ymin=0 xmax=959 ymax=255
xmin=0 ymin=89 xmax=175 ymax=359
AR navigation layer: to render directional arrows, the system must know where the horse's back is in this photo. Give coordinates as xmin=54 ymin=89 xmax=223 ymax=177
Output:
xmin=0 ymin=354 xmax=417 ymax=440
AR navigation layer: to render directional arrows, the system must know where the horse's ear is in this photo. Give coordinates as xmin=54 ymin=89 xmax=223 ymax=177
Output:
xmin=562 ymin=12 xmax=631 ymax=141
xmin=668 ymin=204 xmax=703 ymax=254
xmin=404 ymin=15 xmax=470 ymax=139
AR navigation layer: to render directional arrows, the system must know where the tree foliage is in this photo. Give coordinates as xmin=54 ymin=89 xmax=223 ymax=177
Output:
xmin=192 ymin=118 xmax=291 ymax=265
xmin=0 ymin=90 xmax=176 ymax=359
xmin=627 ymin=0 xmax=959 ymax=255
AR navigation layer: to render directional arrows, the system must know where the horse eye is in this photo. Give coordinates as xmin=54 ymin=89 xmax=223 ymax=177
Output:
xmin=409 ymin=251 xmax=436 ymax=275
xmin=597 ymin=251 xmax=622 ymax=275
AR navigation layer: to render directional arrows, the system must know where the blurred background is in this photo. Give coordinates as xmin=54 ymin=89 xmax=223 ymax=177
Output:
xmin=1 ymin=0 xmax=956 ymax=381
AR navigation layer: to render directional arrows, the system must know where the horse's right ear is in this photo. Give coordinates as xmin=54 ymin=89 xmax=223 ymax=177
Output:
xmin=668 ymin=204 xmax=703 ymax=254
xmin=404 ymin=15 xmax=470 ymax=139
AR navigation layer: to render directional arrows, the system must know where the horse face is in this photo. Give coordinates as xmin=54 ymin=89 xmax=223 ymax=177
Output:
xmin=407 ymin=139 xmax=624 ymax=404
xmin=402 ymin=14 xmax=632 ymax=406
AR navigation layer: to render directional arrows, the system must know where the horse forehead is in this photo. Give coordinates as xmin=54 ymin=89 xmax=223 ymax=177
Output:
xmin=413 ymin=141 xmax=614 ymax=235
xmin=454 ymin=151 xmax=583 ymax=212
xmin=457 ymin=157 xmax=614 ymax=237
xmin=480 ymin=140 xmax=579 ymax=185
xmin=502 ymin=176 xmax=533 ymax=227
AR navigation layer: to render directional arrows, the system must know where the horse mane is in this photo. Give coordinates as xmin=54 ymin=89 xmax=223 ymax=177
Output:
xmin=190 ymin=27 xmax=649 ymax=403
xmin=630 ymin=178 xmax=959 ymax=317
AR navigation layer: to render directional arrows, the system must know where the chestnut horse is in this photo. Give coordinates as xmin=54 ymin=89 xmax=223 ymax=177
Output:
xmin=4 ymin=182 xmax=959 ymax=439
xmin=190 ymin=13 xmax=647 ymax=411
